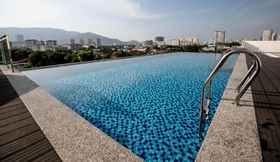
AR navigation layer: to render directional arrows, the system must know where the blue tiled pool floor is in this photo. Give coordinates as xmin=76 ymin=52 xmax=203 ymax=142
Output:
xmin=24 ymin=53 xmax=235 ymax=161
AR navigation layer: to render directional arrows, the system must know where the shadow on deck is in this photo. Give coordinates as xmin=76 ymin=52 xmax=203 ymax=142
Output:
xmin=246 ymin=54 xmax=280 ymax=162
xmin=0 ymin=70 xmax=62 ymax=162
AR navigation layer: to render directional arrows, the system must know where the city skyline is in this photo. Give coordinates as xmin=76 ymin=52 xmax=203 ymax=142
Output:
xmin=1 ymin=0 xmax=280 ymax=41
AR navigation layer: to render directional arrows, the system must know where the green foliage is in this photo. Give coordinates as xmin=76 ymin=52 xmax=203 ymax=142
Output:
xmin=28 ymin=51 xmax=48 ymax=67
xmin=15 ymin=43 xmax=209 ymax=68
xmin=78 ymin=48 xmax=95 ymax=61
xmin=182 ymin=45 xmax=201 ymax=52
xmin=166 ymin=45 xmax=204 ymax=52
xmin=11 ymin=48 xmax=32 ymax=61
xmin=28 ymin=49 xmax=75 ymax=67
xmin=71 ymin=53 xmax=81 ymax=62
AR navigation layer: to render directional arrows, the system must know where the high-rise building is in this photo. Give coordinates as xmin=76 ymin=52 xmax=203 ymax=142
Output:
xmin=262 ymin=30 xmax=273 ymax=41
xmin=215 ymin=31 xmax=226 ymax=43
xmin=96 ymin=38 xmax=102 ymax=47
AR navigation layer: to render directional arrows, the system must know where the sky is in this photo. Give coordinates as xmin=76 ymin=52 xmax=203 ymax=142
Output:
xmin=0 ymin=0 xmax=280 ymax=41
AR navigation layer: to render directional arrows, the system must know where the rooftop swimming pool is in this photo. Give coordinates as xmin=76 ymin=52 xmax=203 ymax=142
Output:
xmin=24 ymin=52 xmax=236 ymax=162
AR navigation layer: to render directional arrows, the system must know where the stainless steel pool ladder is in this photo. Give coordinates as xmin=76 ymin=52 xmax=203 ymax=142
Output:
xmin=199 ymin=48 xmax=262 ymax=137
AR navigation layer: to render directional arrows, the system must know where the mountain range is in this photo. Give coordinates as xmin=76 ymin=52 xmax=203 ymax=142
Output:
xmin=0 ymin=27 xmax=130 ymax=45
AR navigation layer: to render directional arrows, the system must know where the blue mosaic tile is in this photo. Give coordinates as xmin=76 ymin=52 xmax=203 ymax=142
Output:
xmin=25 ymin=53 xmax=236 ymax=162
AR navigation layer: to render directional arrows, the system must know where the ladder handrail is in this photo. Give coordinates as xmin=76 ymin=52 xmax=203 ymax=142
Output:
xmin=199 ymin=48 xmax=261 ymax=137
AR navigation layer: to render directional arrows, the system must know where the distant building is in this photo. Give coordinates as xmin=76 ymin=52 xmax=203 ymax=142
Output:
xmin=70 ymin=39 xmax=75 ymax=49
xmin=39 ymin=41 xmax=46 ymax=50
xmin=74 ymin=44 xmax=83 ymax=50
xmin=166 ymin=37 xmax=200 ymax=46
xmin=180 ymin=38 xmax=200 ymax=46
xmin=215 ymin=31 xmax=226 ymax=43
xmin=59 ymin=44 xmax=71 ymax=50
xmin=96 ymin=38 xmax=102 ymax=47
xmin=179 ymin=38 xmax=191 ymax=46
xmin=143 ymin=40 xmax=154 ymax=47
xmin=70 ymin=39 xmax=75 ymax=44
xmin=80 ymin=39 xmax=85 ymax=45
xmin=46 ymin=40 xmax=57 ymax=49
xmin=155 ymin=36 xmax=165 ymax=47
xmin=25 ymin=39 xmax=39 ymax=50
xmin=87 ymin=39 xmax=96 ymax=47
xmin=262 ymin=30 xmax=273 ymax=41
xmin=25 ymin=39 xmax=45 ymax=51
xmin=192 ymin=38 xmax=200 ymax=45
xmin=166 ymin=39 xmax=180 ymax=46
xmin=88 ymin=39 xmax=93 ymax=45
xmin=155 ymin=36 xmax=165 ymax=42
xmin=69 ymin=38 xmax=84 ymax=50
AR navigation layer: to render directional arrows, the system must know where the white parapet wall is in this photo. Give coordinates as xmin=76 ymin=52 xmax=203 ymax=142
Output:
xmin=243 ymin=41 xmax=280 ymax=55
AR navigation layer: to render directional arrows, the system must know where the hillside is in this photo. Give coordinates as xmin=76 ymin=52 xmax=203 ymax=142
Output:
xmin=0 ymin=27 xmax=123 ymax=45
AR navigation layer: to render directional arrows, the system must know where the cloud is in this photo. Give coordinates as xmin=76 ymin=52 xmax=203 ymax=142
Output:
xmin=0 ymin=0 xmax=166 ymax=24
xmin=50 ymin=0 xmax=166 ymax=20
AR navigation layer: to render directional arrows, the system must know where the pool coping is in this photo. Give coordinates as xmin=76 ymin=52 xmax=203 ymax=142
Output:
xmin=195 ymin=54 xmax=263 ymax=161
xmin=1 ymin=67 xmax=143 ymax=162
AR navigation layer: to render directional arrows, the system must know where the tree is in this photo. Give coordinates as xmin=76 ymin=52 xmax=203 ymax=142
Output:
xmin=78 ymin=48 xmax=95 ymax=61
xmin=71 ymin=53 xmax=81 ymax=62
xmin=28 ymin=51 xmax=48 ymax=67
xmin=11 ymin=48 xmax=32 ymax=61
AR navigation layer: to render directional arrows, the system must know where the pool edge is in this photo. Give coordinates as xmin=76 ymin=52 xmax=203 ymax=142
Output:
xmin=195 ymin=54 xmax=263 ymax=162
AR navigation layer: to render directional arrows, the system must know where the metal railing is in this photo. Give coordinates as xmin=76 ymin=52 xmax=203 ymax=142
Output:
xmin=199 ymin=48 xmax=262 ymax=137
xmin=0 ymin=35 xmax=14 ymax=72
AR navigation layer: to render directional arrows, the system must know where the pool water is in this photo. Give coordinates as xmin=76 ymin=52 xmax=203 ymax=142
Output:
xmin=24 ymin=53 xmax=236 ymax=162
